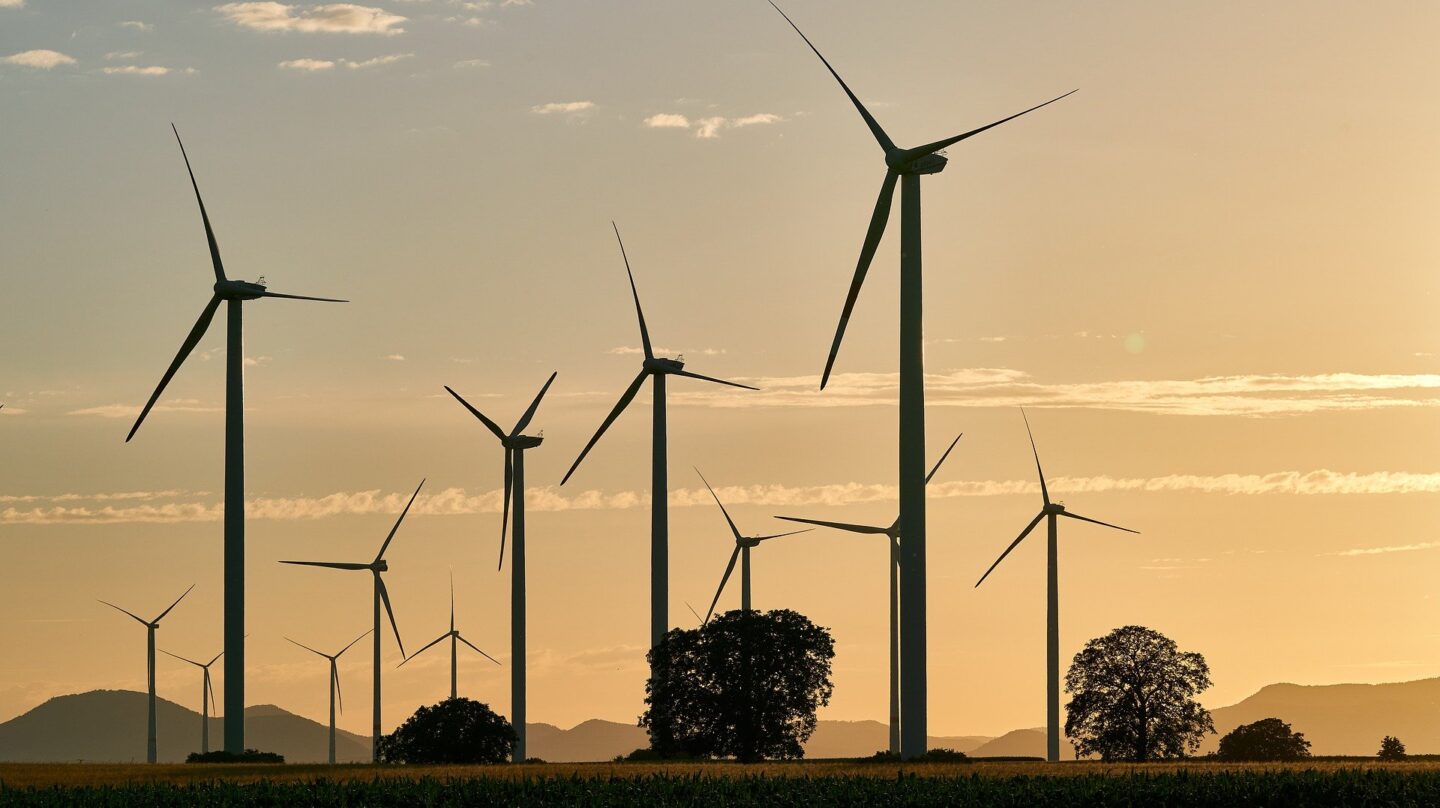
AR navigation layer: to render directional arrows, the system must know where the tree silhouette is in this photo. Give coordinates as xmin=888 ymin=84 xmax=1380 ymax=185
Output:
xmin=642 ymin=609 xmax=834 ymax=762
xmin=1216 ymin=718 xmax=1311 ymax=761
xmin=376 ymin=697 xmax=515 ymax=764
xmin=1064 ymin=625 xmax=1215 ymax=760
xmin=1379 ymin=735 xmax=1407 ymax=761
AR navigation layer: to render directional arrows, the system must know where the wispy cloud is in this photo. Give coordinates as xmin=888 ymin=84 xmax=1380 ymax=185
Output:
xmin=0 ymin=0 xmax=24 ymax=8
xmin=8 ymin=470 xmax=1438 ymax=525
xmin=644 ymin=111 xmax=782 ymax=139
xmin=608 ymin=346 xmax=725 ymax=357
xmin=67 ymin=400 xmax=217 ymax=419
xmin=531 ymin=100 xmax=593 ymax=115
xmin=384 ymin=354 xmax=406 ymax=361
xmin=216 ymin=2 xmax=407 ymax=35
xmin=119 ymin=20 xmax=154 ymax=31
xmin=101 ymin=65 xmax=174 ymax=76
xmin=279 ymin=57 xmax=335 ymax=70
xmin=1330 ymin=541 xmax=1440 ymax=558
xmin=3 ymin=50 xmax=77 ymax=69
xmin=105 ymin=51 xmax=143 ymax=60
xmin=278 ymin=52 xmax=411 ymax=70
xmin=453 ymin=58 xmax=489 ymax=69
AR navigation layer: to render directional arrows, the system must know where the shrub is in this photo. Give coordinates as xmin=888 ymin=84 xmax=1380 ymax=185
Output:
xmin=185 ymin=749 xmax=284 ymax=764
xmin=1379 ymin=736 xmax=1407 ymax=761
xmin=1216 ymin=718 xmax=1311 ymax=761
xmin=376 ymin=697 xmax=516 ymax=764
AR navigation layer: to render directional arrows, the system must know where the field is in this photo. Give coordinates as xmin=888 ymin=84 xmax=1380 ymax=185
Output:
xmin=4 ymin=760 xmax=1440 ymax=805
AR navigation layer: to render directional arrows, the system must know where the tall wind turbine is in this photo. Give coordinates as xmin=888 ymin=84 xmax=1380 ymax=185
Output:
xmin=127 ymin=126 xmax=346 ymax=754
xmin=445 ymin=372 xmax=554 ymax=762
xmin=399 ymin=575 xmax=500 ymax=701
xmin=776 ymin=432 xmax=960 ymax=755
xmin=280 ymin=479 xmax=423 ymax=760
xmin=286 ymin=630 xmax=370 ymax=764
xmin=99 ymin=584 xmax=194 ymax=763
xmin=975 ymin=411 xmax=1138 ymax=763
xmin=560 ymin=224 xmax=756 ymax=654
xmin=769 ymin=2 xmax=1073 ymax=758
xmin=696 ymin=469 xmax=810 ymax=621
xmin=160 ymin=647 xmax=222 ymax=754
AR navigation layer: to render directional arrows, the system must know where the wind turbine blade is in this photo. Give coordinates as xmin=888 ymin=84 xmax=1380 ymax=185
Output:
xmin=377 ymin=576 xmax=405 ymax=657
xmin=206 ymin=669 xmax=217 ymax=715
xmin=257 ymin=291 xmax=348 ymax=303
xmin=153 ymin=583 xmax=195 ymax=623
xmin=1060 ymin=510 xmax=1140 ymax=535
xmin=333 ymin=663 xmax=344 ymax=715
xmin=98 ymin=600 xmax=149 ymax=625
xmin=560 ymin=369 xmax=648 ymax=485
xmin=695 ymin=468 xmax=743 ymax=543
xmin=669 ymin=368 xmax=759 ymax=391
xmin=375 ymin=478 xmax=425 ymax=563
xmin=975 ymin=512 xmax=1045 ymax=588
xmin=337 ymin=628 xmax=373 ymax=659
xmin=499 ymin=449 xmax=512 ymax=570
xmin=511 ymin=371 xmax=557 ymax=436
xmin=457 ymin=635 xmax=501 ymax=665
xmin=774 ymin=516 xmax=888 ymax=535
xmin=171 ymin=124 xmax=227 ymax=283
xmin=925 ymin=432 xmax=964 ymax=485
xmin=398 ymin=632 xmax=449 ymax=667
xmin=767 ymin=2 xmax=895 ymax=152
xmin=206 ymin=650 xmax=224 ymax=667
xmin=704 ymin=547 xmax=742 ymax=623
xmin=821 ymin=171 xmax=897 ymax=390
xmin=753 ymin=528 xmax=814 ymax=542
xmin=1021 ymin=409 xmax=1050 ymax=506
xmin=449 ymin=572 xmax=455 ymax=633
xmin=278 ymin=560 xmax=371 ymax=571
xmin=612 ymin=222 xmax=653 ymax=360
xmin=160 ymin=649 xmax=203 ymax=667
xmin=284 ymin=637 xmax=329 ymax=659
xmin=901 ymin=89 xmax=1078 ymax=161
xmin=126 ymin=294 xmax=222 ymax=442
xmin=685 ymin=601 xmax=703 ymax=625
xmin=443 ymin=386 xmax=507 ymax=441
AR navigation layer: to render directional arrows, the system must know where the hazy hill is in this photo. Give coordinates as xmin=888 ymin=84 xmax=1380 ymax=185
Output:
xmin=802 ymin=720 xmax=992 ymax=758
xmin=970 ymin=728 xmax=1075 ymax=759
xmin=1202 ymin=678 xmax=1440 ymax=755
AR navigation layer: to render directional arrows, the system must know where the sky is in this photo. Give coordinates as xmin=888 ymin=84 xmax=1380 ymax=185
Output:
xmin=1 ymin=0 xmax=1438 ymax=742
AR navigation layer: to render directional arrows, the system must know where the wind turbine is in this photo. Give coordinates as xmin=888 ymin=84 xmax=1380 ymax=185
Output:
xmin=279 ymin=478 xmax=423 ymax=760
xmin=160 ymin=647 xmax=222 ymax=754
xmin=99 ymin=584 xmax=194 ymax=763
xmin=696 ymin=469 xmax=811 ymax=621
xmin=286 ymin=629 xmax=370 ymax=764
xmin=560 ymin=224 xmax=756 ymax=656
xmin=399 ymin=574 xmax=500 ymax=701
xmin=975 ymin=411 xmax=1138 ymax=763
xmin=776 ymin=432 xmax=960 ymax=755
xmin=445 ymin=371 xmax=553 ymax=762
xmin=768 ymin=2 xmax=1073 ymax=758
xmin=127 ymin=125 xmax=346 ymax=754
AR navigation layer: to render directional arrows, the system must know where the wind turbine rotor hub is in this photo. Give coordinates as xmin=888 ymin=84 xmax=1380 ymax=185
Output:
xmin=644 ymin=357 xmax=685 ymax=374
xmin=885 ymin=149 xmax=948 ymax=176
xmin=505 ymin=435 xmax=544 ymax=450
xmin=213 ymin=279 xmax=267 ymax=300
xmin=1045 ymin=503 xmax=1066 ymax=514
xmin=372 ymin=560 xmax=389 ymax=572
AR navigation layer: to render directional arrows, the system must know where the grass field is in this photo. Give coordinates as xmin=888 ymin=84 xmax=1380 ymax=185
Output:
xmin=5 ymin=760 xmax=1440 ymax=805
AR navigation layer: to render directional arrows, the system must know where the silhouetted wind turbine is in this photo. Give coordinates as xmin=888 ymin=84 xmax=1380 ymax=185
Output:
xmin=769 ymin=2 xmax=1072 ymax=759
xmin=280 ymin=479 xmax=423 ymax=760
xmin=399 ymin=574 xmax=500 ymax=701
xmin=561 ymin=224 xmax=757 ymax=657
xmin=127 ymin=126 xmax=346 ymax=754
xmin=445 ymin=372 xmax=554 ymax=762
xmin=696 ymin=469 xmax=810 ymax=621
xmin=160 ymin=647 xmax=222 ymax=754
xmin=99 ymin=584 xmax=194 ymax=763
xmin=776 ymin=432 xmax=960 ymax=755
xmin=286 ymin=629 xmax=370 ymax=764
xmin=975 ymin=411 xmax=1138 ymax=763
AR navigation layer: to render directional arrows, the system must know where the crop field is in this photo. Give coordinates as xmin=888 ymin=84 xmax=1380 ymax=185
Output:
xmin=5 ymin=761 xmax=1440 ymax=806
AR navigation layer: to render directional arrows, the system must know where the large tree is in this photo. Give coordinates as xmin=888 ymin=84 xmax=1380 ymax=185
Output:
xmin=376 ymin=697 xmax=516 ymax=764
xmin=642 ymin=609 xmax=835 ymax=762
xmin=1216 ymin=718 xmax=1311 ymax=761
xmin=1064 ymin=625 xmax=1215 ymax=760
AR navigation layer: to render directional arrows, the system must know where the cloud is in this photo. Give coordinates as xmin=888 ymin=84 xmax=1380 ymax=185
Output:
xmin=279 ymin=53 xmax=410 ymax=70
xmin=0 ymin=0 xmax=23 ymax=7
xmin=608 ymin=346 xmax=725 ymax=357
xmin=668 ymin=369 xmax=1440 ymax=417
xmin=530 ymin=100 xmax=593 ymax=115
xmin=119 ymin=20 xmax=154 ymax=31
xmin=105 ymin=51 xmax=143 ymax=60
xmin=8 ymin=470 xmax=1439 ymax=525
xmin=215 ymin=2 xmax=407 ymax=35
xmin=101 ymin=65 xmax=172 ymax=76
xmin=643 ymin=113 xmax=691 ymax=129
xmin=67 ymin=400 xmax=217 ymax=419
xmin=453 ymin=58 xmax=489 ymax=69
xmin=385 ymin=354 xmax=406 ymax=361
xmin=644 ymin=111 xmax=782 ymax=139
xmin=3 ymin=50 xmax=77 ymax=69
xmin=1331 ymin=541 xmax=1440 ymax=558
xmin=279 ymin=57 xmax=335 ymax=70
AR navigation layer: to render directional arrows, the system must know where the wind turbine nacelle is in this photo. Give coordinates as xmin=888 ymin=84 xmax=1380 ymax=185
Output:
xmin=373 ymin=559 xmax=389 ymax=572
xmin=890 ymin=152 xmax=948 ymax=176
xmin=1044 ymin=503 xmax=1067 ymax=515
xmin=645 ymin=357 xmax=685 ymax=374
xmin=214 ymin=279 xmax=267 ymax=300
xmin=508 ymin=435 xmax=544 ymax=449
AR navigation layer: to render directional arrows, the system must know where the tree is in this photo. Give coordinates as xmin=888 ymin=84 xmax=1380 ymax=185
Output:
xmin=1064 ymin=625 xmax=1215 ymax=760
xmin=1215 ymin=718 xmax=1311 ymax=761
xmin=642 ymin=609 xmax=835 ymax=762
xmin=376 ymin=697 xmax=516 ymax=764
xmin=1378 ymin=736 xmax=1407 ymax=761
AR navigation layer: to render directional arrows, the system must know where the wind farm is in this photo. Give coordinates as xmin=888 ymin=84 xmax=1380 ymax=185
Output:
xmin=1 ymin=0 xmax=1437 ymax=802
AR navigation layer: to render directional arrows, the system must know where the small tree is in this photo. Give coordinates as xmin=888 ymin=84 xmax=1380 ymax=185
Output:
xmin=1216 ymin=718 xmax=1311 ymax=761
xmin=376 ymin=697 xmax=516 ymax=764
xmin=1064 ymin=625 xmax=1215 ymax=760
xmin=1378 ymin=736 xmax=1407 ymax=761
xmin=642 ymin=609 xmax=835 ymax=762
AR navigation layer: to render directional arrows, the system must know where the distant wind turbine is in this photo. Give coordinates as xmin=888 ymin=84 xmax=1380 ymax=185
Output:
xmin=399 ymin=574 xmax=500 ymax=701
xmin=695 ymin=469 xmax=811 ymax=621
xmin=561 ymin=224 xmax=757 ymax=658
xmin=445 ymin=372 xmax=554 ymax=762
xmin=99 ymin=584 xmax=194 ymax=763
xmin=776 ymin=432 xmax=960 ymax=755
xmin=159 ymin=647 xmax=222 ymax=754
xmin=280 ymin=479 xmax=423 ymax=760
xmin=127 ymin=125 xmax=347 ymax=754
xmin=769 ymin=0 xmax=1072 ymax=758
xmin=286 ymin=629 xmax=370 ymax=764
xmin=975 ymin=411 xmax=1138 ymax=763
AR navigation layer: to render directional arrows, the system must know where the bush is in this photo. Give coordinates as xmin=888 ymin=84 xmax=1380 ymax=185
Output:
xmin=918 ymin=747 xmax=969 ymax=762
xmin=185 ymin=749 xmax=284 ymax=764
xmin=1216 ymin=718 xmax=1311 ymax=762
xmin=1379 ymin=736 xmax=1407 ymax=761
xmin=376 ymin=697 xmax=516 ymax=764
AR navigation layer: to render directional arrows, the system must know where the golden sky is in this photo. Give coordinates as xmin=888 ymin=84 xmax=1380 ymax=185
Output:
xmin=1 ymin=0 xmax=1438 ymax=738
